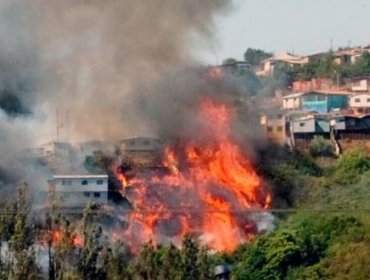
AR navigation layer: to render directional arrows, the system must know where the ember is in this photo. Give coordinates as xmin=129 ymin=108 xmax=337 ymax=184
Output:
xmin=116 ymin=99 xmax=271 ymax=252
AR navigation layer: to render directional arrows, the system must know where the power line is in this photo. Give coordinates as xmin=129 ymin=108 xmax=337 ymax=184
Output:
xmin=0 ymin=208 xmax=369 ymax=215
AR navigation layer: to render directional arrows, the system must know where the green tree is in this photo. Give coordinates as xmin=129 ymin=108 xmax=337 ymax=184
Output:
xmin=180 ymin=235 xmax=200 ymax=280
xmin=243 ymin=48 xmax=272 ymax=66
xmin=78 ymin=201 xmax=107 ymax=279
xmin=107 ymin=242 xmax=131 ymax=280
xmin=158 ymin=244 xmax=181 ymax=280
xmin=222 ymin=57 xmax=237 ymax=65
xmin=129 ymin=241 xmax=161 ymax=280
xmin=9 ymin=184 xmax=38 ymax=280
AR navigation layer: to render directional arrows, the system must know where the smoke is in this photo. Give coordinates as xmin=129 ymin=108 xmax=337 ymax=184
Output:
xmin=0 ymin=0 xmax=231 ymax=186
xmin=35 ymin=0 xmax=231 ymax=141
xmin=125 ymin=68 xmax=265 ymax=158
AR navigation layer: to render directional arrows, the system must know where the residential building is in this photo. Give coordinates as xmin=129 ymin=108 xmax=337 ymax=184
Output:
xmin=48 ymin=174 xmax=108 ymax=208
xmin=282 ymin=92 xmax=304 ymax=110
xmin=120 ymin=136 xmax=163 ymax=167
xmin=332 ymin=114 xmax=370 ymax=152
xmin=347 ymin=77 xmax=370 ymax=93
xmin=26 ymin=141 xmax=74 ymax=159
xmin=333 ymin=49 xmax=362 ymax=65
xmin=256 ymin=53 xmax=308 ymax=76
xmin=301 ymin=90 xmax=350 ymax=113
xmin=288 ymin=114 xmax=330 ymax=150
xmin=260 ymin=111 xmax=286 ymax=145
xmin=77 ymin=140 xmax=114 ymax=156
xmin=348 ymin=93 xmax=370 ymax=115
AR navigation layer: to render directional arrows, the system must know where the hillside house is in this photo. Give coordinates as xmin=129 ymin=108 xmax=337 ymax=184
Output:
xmin=28 ymin=141 xmax=74 ymax=159
xmin=332 ymin=115 xmax=370 ymax=152
xmin=260 ymin=111 xmax=286 ymax=145
xmin=48 ymin=174 xmax=108 ymax=208
xmin=256 ymin=53 xmax=308 ymax=76
xmin=347 ymin=77 xmax=370 ymax=93
xmin=348 ymin=93 xmax=370 ymax=115
xmin=333 ymin=49 xmax=362 ymax=65
xmin=288 ymin=115 xmax=330 ymax=150
xmin=120 ymin=136 xmax=163 ymax=167
xmin=301 ymin=91 xmax=350 ymax=113
xmin=282 ymin=92 xmax=304 ymax=110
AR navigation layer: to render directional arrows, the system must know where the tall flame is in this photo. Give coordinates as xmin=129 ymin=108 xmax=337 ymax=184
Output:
xmin=116 ymin=99 xmax=271 ymax=252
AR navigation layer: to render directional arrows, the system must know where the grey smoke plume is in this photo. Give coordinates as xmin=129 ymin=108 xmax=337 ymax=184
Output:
xmin=0 ymin=0 xmax=231 ymax=186
xmin=35 ymin=0 xmax=231 ymax=141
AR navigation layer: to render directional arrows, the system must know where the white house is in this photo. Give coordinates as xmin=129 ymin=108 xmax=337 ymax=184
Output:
xmin=49 ymin=174 xmax=108 ymax=208
xmin=349 ymin=78 xmax=370 ymax=93
xmin=349 ymin=93 xmax=370 ymax=115
xmin=256 ymin=53 xmax=308 ymax=76
xmin=282 ymin=92 xmax=304 ymax=110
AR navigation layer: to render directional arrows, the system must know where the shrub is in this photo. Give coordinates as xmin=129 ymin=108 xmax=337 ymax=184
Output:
xmin=309 ymin=136 xmax=334 ymax=157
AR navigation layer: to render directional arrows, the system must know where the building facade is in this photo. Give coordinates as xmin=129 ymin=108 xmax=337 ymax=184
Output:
xmin=120 ymin=136 xmax=163 ymax=167
xmin=282 ymin=93 xmax=303 ymax=110
xmin=49 ymin=174 xmax=108 ymax=208
xmin=348 ymin=93 xmax=370 ymax=115
xmin=301 ymin=91 xmax=349 ymax=113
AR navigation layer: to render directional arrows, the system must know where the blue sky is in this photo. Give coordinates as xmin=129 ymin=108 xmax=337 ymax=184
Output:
xmin=198 ymin=0 xmax=370 ymax=64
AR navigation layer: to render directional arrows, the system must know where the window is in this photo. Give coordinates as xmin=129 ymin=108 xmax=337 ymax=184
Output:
xmin=299 ymin=122 xmax=305 ymax=127
xmin=267 ymin=126 xmax=273 ymax=132
xmin=61 ymin=180 xmax=71 ymax=186
xmin=358 ymin=108 xmax=364 ymax=113
xmin=94 ymin=192 xmax=101 ymax=198
xmin=83 ymin=192 xmax=90 ymax=197
xmin=81 ymin=180 xmax=88 ymax=185
xmin=277 ymin=126 xmax=283 ymax=132
xmin=96 ymin=179 xmax=104 ymax=185
xmin=354 ymin=98 xmax=361 ymax=103
xmin=367 ymin=98 xmax=370 ymax=103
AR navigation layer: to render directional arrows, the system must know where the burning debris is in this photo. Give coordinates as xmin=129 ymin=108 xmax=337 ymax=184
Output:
xmin=114 ymin=99 xmax=271 ymax=252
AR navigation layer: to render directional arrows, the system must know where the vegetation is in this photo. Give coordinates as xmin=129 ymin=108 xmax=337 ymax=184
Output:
xmin=308 ymin=136 xmax=335 ymax=157
xmin=243 ymin=48 xmax=272 ymax=66
xmin=0 ymin=146 xmax=369 ymax=279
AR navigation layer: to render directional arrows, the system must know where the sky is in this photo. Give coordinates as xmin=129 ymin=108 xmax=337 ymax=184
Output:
xmin=198 ymin=0 xmax=370 ymax=64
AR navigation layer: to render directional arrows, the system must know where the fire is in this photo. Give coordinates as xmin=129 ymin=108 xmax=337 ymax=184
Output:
xmin=38 ymin=229 xmax=83 ymax=248
xmin=116 ymin=99 xmax=271 ymax=252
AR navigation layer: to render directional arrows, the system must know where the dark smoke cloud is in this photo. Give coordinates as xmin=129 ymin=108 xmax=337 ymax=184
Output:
xmin=0 ymin=1 xmax=40 ymax=116
xmin=125 ymin=68 xmax=265 ymax=156
xmin=35 ymin=0 xmax=231 ymax=140
xmin=0 ymin=0 xmax=231 ymax=186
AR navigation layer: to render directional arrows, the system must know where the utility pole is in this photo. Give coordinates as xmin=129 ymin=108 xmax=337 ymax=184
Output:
xmin=56 ymin=109 xmax=60 ymax=142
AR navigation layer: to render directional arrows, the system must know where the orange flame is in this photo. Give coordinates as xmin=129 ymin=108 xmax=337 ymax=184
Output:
xmin=38 ymin=229 xmax=84 ymax=248
xmin=116 ymin=99 xmax=271 ymax=252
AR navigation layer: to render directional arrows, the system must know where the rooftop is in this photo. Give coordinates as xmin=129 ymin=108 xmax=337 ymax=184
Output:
xmin=54 ymin=174 xmax=108 ymax=179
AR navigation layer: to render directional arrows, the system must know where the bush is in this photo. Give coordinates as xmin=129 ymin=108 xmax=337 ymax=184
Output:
xmin=329 ymin=149 xmax=370 ymax=184
xmin=309 ymin=136 xmax=334 ymax=157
